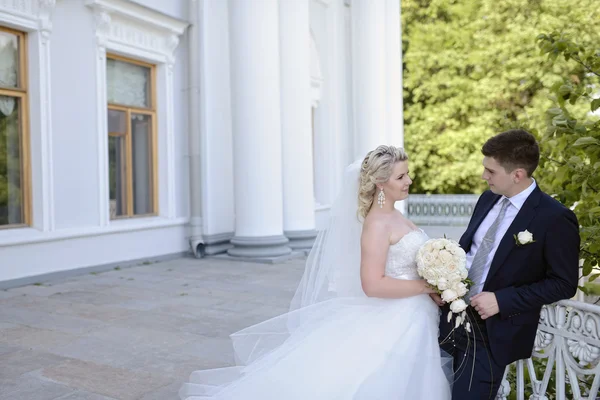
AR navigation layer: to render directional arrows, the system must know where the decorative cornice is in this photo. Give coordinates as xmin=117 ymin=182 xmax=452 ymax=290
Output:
xmin=86 ymin=0 xmax=188 ymax=33
xmin=86 ymin=0 xmax=188 ymax=63
xmin=0 ymin=0 xmax=35 ymax=17
xmin=0 ymin=0 xmax=56 ymax=32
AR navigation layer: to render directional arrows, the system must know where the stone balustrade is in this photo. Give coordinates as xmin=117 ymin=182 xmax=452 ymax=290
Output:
xmin=407 ymin=194 xmax=479 ymax=226
xmin=496 ymin=300 xmax=600 ymax=400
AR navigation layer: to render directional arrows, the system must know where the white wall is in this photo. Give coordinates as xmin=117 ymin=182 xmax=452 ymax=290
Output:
xmin=199 ymin=0 xmax=235 ymax=237
xmin=172 ymin=33 xmax=191 ymax=220
xmin=51 ymin=2 xmax=101 ymax=230
xmin=0 ymin=0 xmax=191 ymax=284
xmin=0 ymin=223 xmax=188 ymax=283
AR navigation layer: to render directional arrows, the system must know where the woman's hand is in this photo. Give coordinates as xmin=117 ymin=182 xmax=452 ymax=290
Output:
xmin=429 ymin=293 xmax=445 ymax=306
xmin=420 ymin=280 xmax=437 ymax=294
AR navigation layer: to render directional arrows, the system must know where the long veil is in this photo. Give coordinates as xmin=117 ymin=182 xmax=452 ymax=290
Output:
xmin=179 ymin=160 xmax=368 ymax=397
xmin=223 ymin=159 xmax=367 ymax=363
xmin=289 ymin=158 xmax=366 ymax=311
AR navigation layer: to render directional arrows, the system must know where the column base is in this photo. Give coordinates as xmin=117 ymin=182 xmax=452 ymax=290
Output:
xmin=212 ymin=250 xmax=305 ymax=265
xmin=202 ymin=232 xmax=234 ymax=256
xmin=227 ymin=235 xmax=292 ymax=259
xmin=285 ymin=229 xmax=318 ymax=254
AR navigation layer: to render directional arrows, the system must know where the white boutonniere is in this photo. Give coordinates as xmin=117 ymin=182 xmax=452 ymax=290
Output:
xmin=514 ymin=229 xmax=535 ymax=246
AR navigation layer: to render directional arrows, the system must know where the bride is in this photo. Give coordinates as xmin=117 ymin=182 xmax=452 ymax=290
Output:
xmin=179 ymin=145 xmax=452 ymax=399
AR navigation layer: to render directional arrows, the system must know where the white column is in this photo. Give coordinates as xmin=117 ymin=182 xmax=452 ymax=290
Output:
xmin=385 ymin=0 xmax=406 ymax=214
xmin=228 ymin=0 xmax=291 ymax=258
xmin=189 ymin=0 xmax=237 ymax=256
xmin=279 ymin=0 xmax=317 ymax=251
xmin=386 ymin=0 xmax=404 ymax=149
xmin=351 ymin=0 xmax=387 ymax=159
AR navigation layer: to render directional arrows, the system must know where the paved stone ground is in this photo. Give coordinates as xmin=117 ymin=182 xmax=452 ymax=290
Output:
xmin=0 ymin=257 xmax=305 ymax=399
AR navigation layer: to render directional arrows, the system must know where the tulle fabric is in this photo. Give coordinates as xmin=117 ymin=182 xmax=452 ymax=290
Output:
xmin=179 ymin=294 xmax=452 ymax=400
xmin=178 ymin=159 xmax=453 ymax=399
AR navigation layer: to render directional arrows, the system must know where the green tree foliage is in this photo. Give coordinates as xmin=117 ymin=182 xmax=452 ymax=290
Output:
xmin=401 ymin=0 xmax=600 ymax=194
xmin=533 ymin=33 xmax=600 ymax=287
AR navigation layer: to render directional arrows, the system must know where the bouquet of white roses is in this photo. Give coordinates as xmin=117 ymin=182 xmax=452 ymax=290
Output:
xmin=416 ymin=238 xmax=472 ymax=332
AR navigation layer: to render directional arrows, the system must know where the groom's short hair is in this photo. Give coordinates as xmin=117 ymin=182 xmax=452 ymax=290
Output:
xmin=482 ymin=129 xmax=540 ymax=177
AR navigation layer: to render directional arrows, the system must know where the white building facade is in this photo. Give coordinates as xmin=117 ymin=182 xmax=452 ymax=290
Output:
xmin=0 ymin=0 xmax=404 ymax=286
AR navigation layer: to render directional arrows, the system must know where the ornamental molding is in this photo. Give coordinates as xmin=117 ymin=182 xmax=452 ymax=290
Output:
xmin=0 ymin=0 xmax=56 ymax=33
xmin=86 ymin=0 xmax=188 ymax=64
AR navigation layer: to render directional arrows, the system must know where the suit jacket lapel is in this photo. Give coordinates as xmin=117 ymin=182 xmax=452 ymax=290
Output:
xmin=484 ymin=186 xmax=542 ymax=287
xmin=460 ymin=193 xmax=501 ymax=251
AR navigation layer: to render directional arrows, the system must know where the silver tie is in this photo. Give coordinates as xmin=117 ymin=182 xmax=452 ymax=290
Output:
xmin=466 ymin=198 xmax=510 ymax=300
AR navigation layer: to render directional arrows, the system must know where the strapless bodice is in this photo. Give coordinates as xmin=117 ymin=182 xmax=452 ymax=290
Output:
xmin=385 ymin=229 xmax=429 ymax=281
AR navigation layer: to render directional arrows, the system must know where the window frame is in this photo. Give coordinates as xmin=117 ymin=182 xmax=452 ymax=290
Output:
xmin=106 ymin=53 xmax=158 ymax=220
xmin=0 ymin=26 xmax=30 ymax=230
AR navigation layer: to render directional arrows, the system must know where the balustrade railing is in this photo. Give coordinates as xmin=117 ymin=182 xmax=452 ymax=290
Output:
xmin=496 ymin=300 xmax=600 ymax=400
xmin=407 ymin=194 xmax=479 ymax=226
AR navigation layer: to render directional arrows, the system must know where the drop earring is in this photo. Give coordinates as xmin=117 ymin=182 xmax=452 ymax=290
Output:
xmin=377 ymin=188 xmax=385 ymax=208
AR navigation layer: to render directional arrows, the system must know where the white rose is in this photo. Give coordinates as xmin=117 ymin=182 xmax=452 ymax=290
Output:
xmin=450 ymin=299 xmax=468 ymax=313
xmin=441 ymin=289 xmax=458 ymax=303
xmin=445 ymin=263 xmax=458 ymax=273
xmin=419 ymin=268 xmax=432 ymax=280
xmin=449 ymin=277 xmax=463 ymax=289
xmin=517 ymin=230 xmax=534 ymax=245
xmin=449 ymin=245 xmax=466 ymax=257
xmin=423 ymin=253 xmax=436 ymax=265
xmin=440 ymin=239 xmax=452 ymax=247
xmin=460 ymin=268 xmax=468 ymax=279
xmin=437 ymin=278 xmax=449 ymax=291
xmin=439 ymin=250 xmax=453 ymax=264
xmin=453 ymin=282 xmax=468 ymax=297
xmin=418 ymin=251 xmax=432 ymax=264
xmin=421 ymin=269 xmax=439 ymax=282
xmin=447 ymin=274 xmax=462 ymax=285
xmin=432 ymin=241 xmax=444 ymax=250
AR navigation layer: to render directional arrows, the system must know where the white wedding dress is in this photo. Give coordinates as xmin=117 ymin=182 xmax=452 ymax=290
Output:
xmin=179 ymin=229 xmax=452 ymax=400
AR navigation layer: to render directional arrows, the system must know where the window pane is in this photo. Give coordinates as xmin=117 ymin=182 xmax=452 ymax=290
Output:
xmin=108 ymin=110 xmax=128 ymax=219
xmin=131 ymin=114 xmax=153 ymax=215
xmin=108 ymin=108 xmax=127 ymax=135
xmin=0 ymin=31 xmax=19 ymax=89
xmin=107 ymin=58 xmax=151 ymax=108
xmin=0 ymin=96 xmax=23 ymax=226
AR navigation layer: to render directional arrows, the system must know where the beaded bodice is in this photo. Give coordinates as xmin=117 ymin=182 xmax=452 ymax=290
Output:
xmin=384 ymin=229 xmax=428 ymax=281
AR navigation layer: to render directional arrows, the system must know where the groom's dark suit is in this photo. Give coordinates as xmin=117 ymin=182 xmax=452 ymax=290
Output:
xmin=440 ymin=186 xmax=580 ymax=399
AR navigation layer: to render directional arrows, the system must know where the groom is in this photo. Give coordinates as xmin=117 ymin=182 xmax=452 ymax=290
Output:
xmin=438 ymin=129 xmax=580 ymax=399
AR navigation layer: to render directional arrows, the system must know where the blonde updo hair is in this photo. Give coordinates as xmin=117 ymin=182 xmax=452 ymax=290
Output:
xmin=358 ymin=145 xmax=408 ymax=219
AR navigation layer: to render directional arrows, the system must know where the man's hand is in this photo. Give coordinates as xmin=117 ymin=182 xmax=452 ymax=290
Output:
xmin=429 ymin=293 xmax=445 ymax=307
xmin=470 ymin=292 xmax=499 ymax=320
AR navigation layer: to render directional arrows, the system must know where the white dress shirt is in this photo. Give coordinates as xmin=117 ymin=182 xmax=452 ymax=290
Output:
xmin=466 ymin=179 xmax=537 ymax=292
